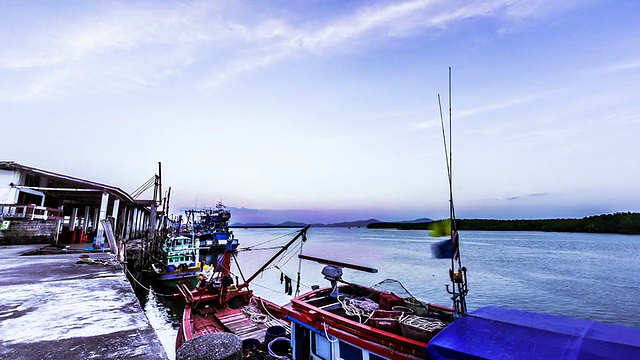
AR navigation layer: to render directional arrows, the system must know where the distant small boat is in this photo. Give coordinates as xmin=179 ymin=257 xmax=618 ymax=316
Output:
xmin=183 ymin=202 xmax=239 ymax=258
xmin=151 ymin=235 xmax=209 ymax=288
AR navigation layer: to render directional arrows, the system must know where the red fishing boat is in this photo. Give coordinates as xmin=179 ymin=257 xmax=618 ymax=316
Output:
xmin=175 ymin=226 xmax=311 ymax=359
xmin=285 ymin=255 xmax=456 ymax=360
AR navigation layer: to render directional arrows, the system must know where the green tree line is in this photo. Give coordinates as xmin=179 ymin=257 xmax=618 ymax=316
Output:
xmin=368 ymin=212 xmax=640 ymax=234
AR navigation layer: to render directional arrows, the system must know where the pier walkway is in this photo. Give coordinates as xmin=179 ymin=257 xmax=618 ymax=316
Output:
xmin=0 ymin=244 xmax=168 ymax=360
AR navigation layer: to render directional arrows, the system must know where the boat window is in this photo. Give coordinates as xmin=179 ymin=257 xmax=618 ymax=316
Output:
xmin=369 ymin=354 xmax=387 ymax=360
xmin=338 ymin=341 xmax=363 ymax=360
xmin=312 ymin=333 xmax=332 ymax=359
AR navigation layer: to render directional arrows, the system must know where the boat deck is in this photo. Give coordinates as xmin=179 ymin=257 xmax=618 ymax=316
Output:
xmin=217 ymin=308 xmax=289 ymax=342
xmin=191 ymin=304 xmax=290 ymax=343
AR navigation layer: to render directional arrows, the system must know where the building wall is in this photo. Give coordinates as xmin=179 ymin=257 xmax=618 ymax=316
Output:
xmin=0 ymin=218 xmax=57 ymax=245
xmin=0 ymin=169 xmax=19 ymax=204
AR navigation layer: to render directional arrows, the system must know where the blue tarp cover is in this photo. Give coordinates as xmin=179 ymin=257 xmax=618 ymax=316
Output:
xmin=427 ymin=306 xmax=640 ymax=359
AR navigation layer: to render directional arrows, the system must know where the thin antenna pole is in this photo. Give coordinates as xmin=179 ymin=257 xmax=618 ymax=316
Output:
xmin=448 ymin=68 xmax=457 ymax=316
xmin=449 ymin=67 xmax=454 ymax=227
xmin=438 ymin=95 xmax=451 ymax=181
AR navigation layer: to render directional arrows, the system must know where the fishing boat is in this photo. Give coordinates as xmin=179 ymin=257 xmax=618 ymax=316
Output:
xmin=184 ymin=202 xmax=239 ymax=256
xmin=174 ymin=226 xmax=311 ymax=359
xmin=151 ymin=235 xmax=209 ymax=288
xmin=285 ymin=255 xmax=454 ymax=360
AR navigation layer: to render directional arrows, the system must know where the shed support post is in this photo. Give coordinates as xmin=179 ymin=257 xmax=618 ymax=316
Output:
xmin=111 ymin=199 xmax=120 ymax=234
xmin=83 ymin=206 xmax=90 ymax=230
xmin=55 ymin=205 xmax=64 ymax=245
xmin=69 ymin=207 xmax=78 ymax=230
xmin=95 ymin=192 xmax=109 ymax=249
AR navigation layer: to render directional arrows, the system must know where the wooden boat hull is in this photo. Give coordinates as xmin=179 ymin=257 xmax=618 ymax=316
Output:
xmin=286 ymin=284 xmax=453 ymax=360
xmin=151 ymin=263 xmax=205 ymax=289
xmin=175 ymin=287 xmax=290 ymax=356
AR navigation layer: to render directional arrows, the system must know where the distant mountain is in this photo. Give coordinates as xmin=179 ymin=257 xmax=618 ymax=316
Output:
xmin=230 ymin=222 xmax=276 ymax=227
xmin=367 ymin=218 xmax=432 ymax=230
xmin=398 ymin=217 xmax=433 ymax=223
xmin=231 ymin=219 xmax=381 ymax=228
xmin=278 ymin=221 xmax=307 ymax=227
xmin=319 ymin=219 xmax=380 ymax=228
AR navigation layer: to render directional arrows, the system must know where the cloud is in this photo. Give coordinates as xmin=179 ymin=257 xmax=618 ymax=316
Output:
xmin=528 ymin=192 xmax=549 ymax=197
xmin=595 ymin=60 xmax=640 ymax=73
xmin=457 ymin=95 xmax=541 ymax=118
xmin=506 ymin=192 xmax=549 ymax=201
xmin=0 ymin=1 xmax=584 ymax=102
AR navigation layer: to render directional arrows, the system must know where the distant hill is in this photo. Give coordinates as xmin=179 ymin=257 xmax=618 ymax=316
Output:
xmin=278 ymin=221 xmax=307 ymax=227
xmin=231 ymin=212 xmax=640 ymax=234
xmin=318 ymin=219 xmax=380 ymax=228
xmin=230 ymin=222 xmax=275 ymax=227
xmin=231 ymin=219 xmax=381 ymax=228
xmin=398 ymin=217 xmax=432 ymax=223
xmin=368 ymin=218 xmax=433 ymax=230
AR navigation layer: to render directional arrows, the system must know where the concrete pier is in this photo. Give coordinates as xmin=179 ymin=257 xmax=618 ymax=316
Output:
xmin=0 ymin=245 xmax=168 ymax=360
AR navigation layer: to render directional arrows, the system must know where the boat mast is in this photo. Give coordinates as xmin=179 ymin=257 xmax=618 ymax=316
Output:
xmin=443 ymin=67 xmax=468 ymax=318
xmin=237 ymin=225 xmax=311 ymax=290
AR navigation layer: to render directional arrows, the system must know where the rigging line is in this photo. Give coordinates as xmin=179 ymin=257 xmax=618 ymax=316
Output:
xmin=272 ymin=241 xmax=303 ymax=268
xmin=123 ymin=267 xmax=175 ymax=297
xmin=371 ymin=278 xmax=429 ymax=311
xmin=236 ymin=245 xmax=284 ymax=252
xmin=133 ymin=176 xmax=155 ymax=194
xmin=243 ymin=229 xmax=301 ymax=250
xmin=141 ymin=248 xmax=164 ymax=265
xmin=232 ymin=252 xmax=247 ymax=284
xmin=273 ymin=265 xmax=313 ymax=290
xmin=275 ymin=241 xmax=304 ymax=268
xmin=131 ymin=176 xmax=156 ymax=198
xmin=295 ymin=233 xmax=306 ymax=296
xmin=438 ymin=94 xmax=452 ymax=182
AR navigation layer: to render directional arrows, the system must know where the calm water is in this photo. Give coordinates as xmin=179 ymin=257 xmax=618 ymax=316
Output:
xmin=139 ymin=228 xmax=640 ymax=359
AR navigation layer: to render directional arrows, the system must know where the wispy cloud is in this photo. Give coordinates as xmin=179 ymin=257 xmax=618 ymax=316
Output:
xmin=457 ymin=95 xmax=540 ymax=118
xmin=595 ymin=60 xmax=640 ymax=73
xmin=0 ymin=0 xmax=582 ymax=103
xmin=506 ymin=192 xmax=549 ymax=201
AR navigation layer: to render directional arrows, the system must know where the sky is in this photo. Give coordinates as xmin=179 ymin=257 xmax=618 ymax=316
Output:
xmin=1 ymin=0 xmax=639 ymax=224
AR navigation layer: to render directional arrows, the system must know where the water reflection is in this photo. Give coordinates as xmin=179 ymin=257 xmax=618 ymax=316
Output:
xmin=127 ymin=269 xmax=182 ymax=360
xmin=128 ymin=228 xmax=640 ymax=359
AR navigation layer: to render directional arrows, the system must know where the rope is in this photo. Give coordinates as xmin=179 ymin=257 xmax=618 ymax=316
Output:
xmin=241 ymin=304 xmax=269 ymax=323
xmin=371 ymin=278 xmax=429 ymax=311
xmin=123 ymin=266 xmax=176 ymax=297
xmin=323 ymin=323 xmax=338 ymax=343
xmin=251 ymin=282 xmax=293 ymax=295
xmin=239 ymin=229 xmax=301 ymax=251
xmin=400 ymin=314 xmax=447 ymax=332
xmin=336 ymin=295 xmax=379 ymax=323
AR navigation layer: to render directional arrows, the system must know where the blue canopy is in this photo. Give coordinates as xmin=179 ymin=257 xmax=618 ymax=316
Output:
xmin=427 ymin=306 xmax=640 ymax=359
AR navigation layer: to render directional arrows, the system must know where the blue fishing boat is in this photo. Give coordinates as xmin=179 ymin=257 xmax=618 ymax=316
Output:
xmin=151 ymin=235 xmax=210 ymax=287
xmin=183 ymin=202 xmax=239 ymax=257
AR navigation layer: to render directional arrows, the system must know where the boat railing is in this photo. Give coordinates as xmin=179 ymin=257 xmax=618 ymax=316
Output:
xmin=0 ymin=204 xmax=64 ymax=221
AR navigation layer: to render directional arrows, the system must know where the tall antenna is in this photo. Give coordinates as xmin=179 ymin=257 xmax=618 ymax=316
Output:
xmin=442 ymin=67 xmax=468 ymax=318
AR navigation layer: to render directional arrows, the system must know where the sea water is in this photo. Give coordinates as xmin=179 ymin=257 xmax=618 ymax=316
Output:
xmin=140 ymin=228 xmax=640 ymax=359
